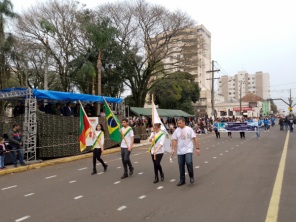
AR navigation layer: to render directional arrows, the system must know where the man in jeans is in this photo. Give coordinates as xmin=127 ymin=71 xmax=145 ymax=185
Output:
xmin=171 ymin=118 xmax=200 ymax=186
xmin=120 ymin=118 xmax=134 ymax=179
xmin=8 ymin=124 xmax=26 ymax=167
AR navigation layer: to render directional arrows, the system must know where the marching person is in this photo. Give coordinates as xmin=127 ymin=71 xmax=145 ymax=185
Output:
xmin=91 ymin=124 xmax=108 ymax=175
xmin=213 ymin=120 xmax=220 ymax=139
xmin=148 ymin=123 xmax=165 ymax=183
xmin=171 ymin=118 xmax=200 ymax=186
xmin=120 ymin=118 xmax=134 ymax=179
xmin=8 ymin=124 xmax=26 ymax=167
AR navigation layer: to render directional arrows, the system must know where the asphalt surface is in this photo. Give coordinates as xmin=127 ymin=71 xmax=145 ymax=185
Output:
xmin=0 ymin=128 xmax=295 ymax=222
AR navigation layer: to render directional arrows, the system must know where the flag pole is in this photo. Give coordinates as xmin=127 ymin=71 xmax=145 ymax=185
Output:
xmin=78 ymin=100 xmax=103 ymax=150
xmin=103 ymin=97 xmax=129 ymax=147
xmin=152 ymin=95 xmax=156 ymax=160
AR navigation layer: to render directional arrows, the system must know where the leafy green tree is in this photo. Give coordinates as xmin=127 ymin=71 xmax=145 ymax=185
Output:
xmin=0 ymin=0 xmax=17 ymax=89
xmin=151 ymin=72 xmax=200 ymax=114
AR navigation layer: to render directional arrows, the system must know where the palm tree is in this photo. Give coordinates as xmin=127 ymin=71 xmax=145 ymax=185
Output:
xmin=0 ymin=0 xmax=17 ymax=89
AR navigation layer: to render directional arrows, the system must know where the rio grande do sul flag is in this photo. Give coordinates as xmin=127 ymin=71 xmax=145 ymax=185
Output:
xmin=79 ymin=106 xmax=91 ymax=152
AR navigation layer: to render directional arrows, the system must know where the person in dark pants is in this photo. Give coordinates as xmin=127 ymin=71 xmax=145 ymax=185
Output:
xmin=148 ymin=123 xmax=165 ymax=183
xmin=240 ymin=131 xmax=245 ymax=139
xmin=171 ymin=118 xmax=200 ymax=186
xmin=120 ymin=118 xmax=134 ymax=179
xmin=213 ymin=120 xmax=220 ymax=138
xmin=8 ymin=124 xmax=26 ymax=167
xmin=91 ymin=124 xmax=108 ymax=175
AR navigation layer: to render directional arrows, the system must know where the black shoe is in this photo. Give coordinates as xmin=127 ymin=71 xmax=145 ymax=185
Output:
xmin=121 ymin=173 xmax=128 ymax=179
xmin=21 ymin=163 xmax=26 ymax=166
xmin=190 ymin=177 xmax=194 ymax=184
xmin=104 ymin=165 xmax=108 ymax=172
xmin=153 ymin=177 xmax=159 ymax=184
xmin=160 ymin=172 xmax=164 ymax=181
xmin=177 ymin=181 xmax=186 ymax=186
xmin=91 ymin=170 xmax=97 ymax=175
xmin=129 ymin=167 xmax=134 ymax=176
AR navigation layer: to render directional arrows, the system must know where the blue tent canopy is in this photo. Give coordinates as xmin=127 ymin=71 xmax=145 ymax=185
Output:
xmin=0 ymin=88 xmax=123 ymax=103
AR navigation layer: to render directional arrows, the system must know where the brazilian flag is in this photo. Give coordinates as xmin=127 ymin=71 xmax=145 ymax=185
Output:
xmin=104 ymin=101 xmax=122 ymax=142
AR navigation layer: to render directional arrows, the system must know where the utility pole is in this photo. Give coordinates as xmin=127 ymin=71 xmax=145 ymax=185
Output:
xmin=239 ymin=80 xmax=242 ymax=117
xmin=206 ymin=60 xmax=220 ymax=118
xmin=268 ymin=89 xmax=295 ymax=116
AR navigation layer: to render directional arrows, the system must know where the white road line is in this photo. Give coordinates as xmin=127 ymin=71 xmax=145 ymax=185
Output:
xmin=45 ymin=175 xmax=57 ymax=179
xmin=138 ymin=172 xmax=143 ymax=175
xmin=134 ymin=153 xmax=139 ymax=156
xmin=24 ymin=193 xmax=34 ymax=197
xmin=117 ymin=166 xmax=121 ymax=169
xmin=213 ymin=157 xmax=217 ymax=159
xmin=225 ymin=150 xmax=229 ymax=152
xmin=185 ymin=172 xmax=188 ymax=175
xmin=78 ymin=167 xmax=87 ymax=171
xmin=195 ymin=166 xmax=200 ymax=169
xmin=212 ymin=145 xmax=215 ymax=147
xmin=157 ymin=186 xmax=164 ymax=190
xmin=134 ymin=162 xmax=139 ymax=164
xmin=220 ymin=153 xmax=223 ymax=155
xmin=204 ymin=161 xmax=208 ymax=164
xmin=114 ymin=181 xmax=121 ymax=185
xmin=74 ymin=195 xmax=83 ymax=200
xmin=2 ymin=185 xmax=17 ymax=190
xmin=98 ymin=172 xmax=103 ymax=175
xmin=231 ymin=147 xmax=234 ymax=149
xmin=138 ymin=195 xmax=146 ymax=199
xmin=15 ymin=215 xmax=30 ymax=222
xmin=117 ymin=206 xmax=127 ymax=211
xmin=236 ymin=145 xmax=239 ymax=146
xmin=170 ymin=179 xmax=176 ymax=182
xmin=206 ymin=148 xmax=209 ymax=150
xmin=69 ymin=180 xmax=76 ymax=184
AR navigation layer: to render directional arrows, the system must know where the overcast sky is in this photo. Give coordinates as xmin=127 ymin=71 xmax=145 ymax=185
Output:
xmin=10 ymin=0 xmax=296 ymax=111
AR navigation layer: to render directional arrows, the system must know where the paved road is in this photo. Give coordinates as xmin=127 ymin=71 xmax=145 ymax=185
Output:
xmin=1 ymin=128 xmax=295 ymax=222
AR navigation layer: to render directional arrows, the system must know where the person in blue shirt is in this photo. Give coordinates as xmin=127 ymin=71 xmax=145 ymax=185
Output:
xmin=256 ymin=118 xmax=264 ymax=139
xmin=264 ymin=118 xmax=269 ymax=132
xmin=213 ymin=120 xmax=220 ymax=139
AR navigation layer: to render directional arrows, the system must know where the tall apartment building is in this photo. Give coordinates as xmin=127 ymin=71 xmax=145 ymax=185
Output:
xmin=219 ymin=71 xmax=270 ymax=100
xmin=154 ymin=25 xmax=212 ymax=117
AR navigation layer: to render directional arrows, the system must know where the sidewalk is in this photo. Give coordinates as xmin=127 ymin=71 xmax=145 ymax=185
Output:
xmin=0 ymin=140 xmax=150 ymax=176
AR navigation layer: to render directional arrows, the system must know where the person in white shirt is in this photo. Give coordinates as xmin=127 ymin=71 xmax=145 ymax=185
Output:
xmin=171 ymin=118 xmax=200 ymax=186
xmin=120 ymin=118 xmax=134 ymax=179
xmin=148 ymin=123 xmax=165 ymax=183
xmin=91 ymin=124 xmax=108 ymax=175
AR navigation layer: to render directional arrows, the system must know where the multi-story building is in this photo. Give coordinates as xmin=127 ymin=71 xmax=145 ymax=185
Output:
xmin=150 ymin=24 xmax=212 ymax=117
xmin=219 ymin=71 xmax=270 ymax=101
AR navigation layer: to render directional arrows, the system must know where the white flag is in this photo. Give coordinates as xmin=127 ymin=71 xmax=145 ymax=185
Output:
xmin=152 ymin=100 xmax=172 ymax=153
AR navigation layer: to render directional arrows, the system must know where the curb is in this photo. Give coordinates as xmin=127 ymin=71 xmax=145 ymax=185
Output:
xmin=0 ymin=142 xmax=150 ymax=176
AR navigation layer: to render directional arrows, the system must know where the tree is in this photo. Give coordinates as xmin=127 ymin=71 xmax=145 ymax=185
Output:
xmin=97 ymin=0 xmax=195 ymax=106
xmin=16 ymin=0 xmax=87 ymax=92
xmin=151 ymin=72 xmax=200 ymax=114
xmin=270 ymin=100 xmax=278 ymax=115
xmin=0 ymin=0 xmax=17 ymax=89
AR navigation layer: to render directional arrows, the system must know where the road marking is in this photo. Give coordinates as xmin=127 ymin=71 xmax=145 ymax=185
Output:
xmin=204 ymin=161 xmax=208 ymax=164
xmin=231 ymin=147 xmax=234 ymax=149
xmin=45 ymin=175 xmax=57 ymax=179
xmin=170 ymin=179 xmax=176 ymax=182
xmin=2 ymin=185 xmax=17 ymax=190
xmin=157 ymin=186 xmax=164 ymax=190
xmin=134 ymin=161 xmax=139 ymax=164
xmin=225 ymin=150 xmax=229 ymax=152
xmin=213 ymin=157 xmax=217 ymax=159
xmin=212 ymin=145 xmax=215 ymax=147
xmin=117 ymin=166 xmax=121 ymax=169
xmin=69 ymin=180 xmax=76 ymax=184
xmin=134 ymin=153 xmax=140 ymax=156
xmin=24 ymin=193 xmax=34 ymax=197
xmin=98 ymin=172 xmax=103 ymax=175
xmin=206 ymin=148 xmax=209 ymax=150
xmin=138 ymin=172 xmax=143 ymax=175
xmin=15 ymin=215 xmax=30 ymax=222
xmin=236 ymin=145 xmax=239 ymax=146
xmin=138 ymin=195 xmax=146 ymax=199
xmin=117 ymin=206 xmax=127 ymax=211
xmin=114 ymin=181 xmax=121 ymax=185
xmin=78 ymin=167 xmax=87 ymax=171
xmin=195 ymin=166 xmax=200 ymax=169
xmin=74 ymin=195 xmax=83 ymax=200
xmin=265 ymin=131 xmax=290 ymax=222
xmin=220 ymin=153 xmax=223 ymax=156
